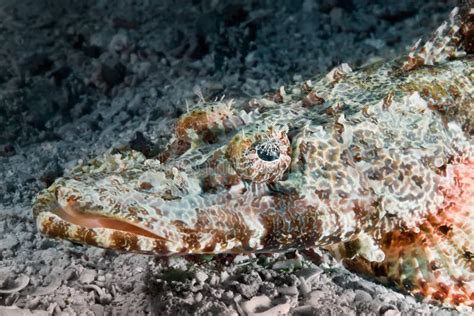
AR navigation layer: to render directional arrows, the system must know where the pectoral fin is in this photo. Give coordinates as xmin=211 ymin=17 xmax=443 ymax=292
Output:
xmin=328 ymin=159 xmax=474 ymax=307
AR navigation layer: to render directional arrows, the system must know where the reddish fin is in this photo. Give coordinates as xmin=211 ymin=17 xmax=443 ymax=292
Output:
xmin=332 ymin=159 xmax=474 ymax=307
xmin=403 ymin=4 xmax=473 ymax=71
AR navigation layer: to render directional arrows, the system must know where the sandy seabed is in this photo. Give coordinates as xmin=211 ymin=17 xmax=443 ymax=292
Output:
xmin=0 ymin=0 xmax=468 ymax=315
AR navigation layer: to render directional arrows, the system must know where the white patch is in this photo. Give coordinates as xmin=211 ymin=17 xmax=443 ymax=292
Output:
xmin=447 ymin=121 xmax=472 ymax=155
xmin=137 ymin=236 xmax=155 ymax=252
xmin=393 ymin=92 xmax=428 ymax=113
xmin=238 ymin=109 xmax=255 ymax=125
xmin=243 ymin=211 xmax=265 ymax=251
xmin=356 ymin=232 xmax=385 ymax=262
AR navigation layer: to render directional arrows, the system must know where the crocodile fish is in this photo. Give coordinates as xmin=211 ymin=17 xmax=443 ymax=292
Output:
xmin=33 ymin=5 xmax=473 ymax=307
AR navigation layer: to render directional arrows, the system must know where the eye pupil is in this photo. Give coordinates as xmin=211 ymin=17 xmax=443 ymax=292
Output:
xmin=256 ymin=141 xmax=280 ymax=162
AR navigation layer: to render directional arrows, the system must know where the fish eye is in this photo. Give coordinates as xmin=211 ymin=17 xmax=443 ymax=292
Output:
xmin=255 ymin=140 xmax=281 ymax=162
xmin=226 ymin=127 xmax=291 ymax=183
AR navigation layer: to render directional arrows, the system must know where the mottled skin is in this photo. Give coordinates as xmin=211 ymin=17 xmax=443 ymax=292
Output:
xmin=33 ymin=7 xmax=473 ymax=307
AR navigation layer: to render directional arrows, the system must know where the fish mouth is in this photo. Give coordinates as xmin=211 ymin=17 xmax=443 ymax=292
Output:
xmin=50 ymin=200 xmax=167 ymax=241
xmin=33 ymin=189 xmax=174 ymax=254
xmin=32 ymin=184 xmax=270 ymax=255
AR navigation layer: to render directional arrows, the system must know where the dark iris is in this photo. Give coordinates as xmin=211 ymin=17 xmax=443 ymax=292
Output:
xmin=256 ymin=141 xmax=280 ymax=162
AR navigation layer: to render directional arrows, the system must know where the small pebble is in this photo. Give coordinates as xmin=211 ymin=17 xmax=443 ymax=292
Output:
xmin=220 ymin=271 xmax=229 ymax=282
xmin=109 ymin=33 xmax=129 ymax=53
xmin=295 ymin=267 xmax=323 ymax=283
xmin=90 ymin=304 xmax=105 ymax=316
xmin=194 ymin=292 xmax=203 ymax=303
xmin=223 ymin=290 xmax=234 ymax=300
xmin=209 ymin=273 xmax=219 ymax=286
xmin=433 ymin=309 xmax=457 ymax=316
xmin=233 ymin=254 xmax=250 ymax=264
xmin=298 ymin=276 xmax=311 ymax=297
xmin=383 ymin=310 xmax=401 ymax=316
xmin=236 ymin=282 xmax=260 ymax=299
xmin=277 ymin=284 xmax=299 ymax=296
xmin=308 ymin=290 xmax=325 ymax=304
xmin=271 ymin=258 xmax=302 ymax=271
xmin=240 ymin=295 xmax=272 ymax=314
xmin=0 ymin=235 xmax=19 ymax=250
xmin=261 ymin=270 xmax=273 ymax=281
xmin=380 ymin=305 xmax=399 ymax=315
xmin=354 ymin=289 xmax=373 ymax=302
xmin=79 ymin=269 xmax=97 ymax=284
xmin=259 ymin=282 xmax=278 ymax=298
xmin=194 ymin=271 xmax=208 ymax=284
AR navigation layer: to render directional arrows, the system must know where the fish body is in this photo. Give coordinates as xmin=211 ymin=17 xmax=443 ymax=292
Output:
xmin=33 ymin=6 xmax=473 ymax=307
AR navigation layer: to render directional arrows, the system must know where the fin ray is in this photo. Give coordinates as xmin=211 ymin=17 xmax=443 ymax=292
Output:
xmin=403 ymin=5 xmax=473 ymax=71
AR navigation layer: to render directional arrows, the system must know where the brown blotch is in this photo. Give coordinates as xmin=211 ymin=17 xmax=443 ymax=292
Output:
xmin=75 ymin=227 xmax=100 ymax=247
xmin=161 ymin=189 xmax=181 ymax=201
xmin=302 ymin=91 xmax=325 ymax=108
xmin=172 ymin=220 xmax=202 ymax=252
xmin=351 ymin=200 xmax=370 ymax=223
xmin=437 ymin=224 xmax=452 ymax=235
xmin=382 ymin=92 xmax=394 ymax=110
xmin=461 ymin=9 xmax=474 ymax=53
xmin=175 ymin=110 xmax=219 ymax=143
xmin=152 ymin=238 xmax=171 ymax=255
xmin=301 ymin=81 xmax=313 ymax=93
xmin=411 ymin=175 xmax=424 ymax=188
xmin=329 ymin=67 xmax=349 ymax=83
xmin=451 ymin=294 xmax=467 ymax=306
xmin=381 ymin=230 xmax=418 ymax=249
xmin=430 ymin=260 xmax=440 ymax=271
xmin=158 ymin=139 xmax=191 ymax=163
xmin=368 ymin=169 xmax=384 ymax=181
xmin=259 ymin=194 xmax=337 ymax=250
xmin=110 ymin=231 xmax=140 ymax=251
xmin=416 ymin=278 xmax=429 ymax=293
xmin=202 ymin=176 xmax=219 ymax=193
xmin=202 ymin=173 xmax=241 ymax=194
xmin=139 ymin=182 xmax=153 ymax=190
xmin=270 ymin=91 xmax=284 ymax=103
xmin=372 ymin=262 xmax=389 ymax=278
xmin=325 ymin=102 xmax=343 ymax=117
xmin=448 ymin=84 xmax=461 ymax=99
xmin=205 ymin=209 xmax=252 ymax=252
xmin=315 ymin=189 xmax=331 ymax=200
xmin=361 ymin=106 xmax=371 ymax=118
xmin=402 ymin=55 xmax=424 ymax=72
xmin=243 ymin=99 xmax=266 ymax=113
xmin=342 ymin=256 xmax=379 ymax=278
xmin=41 ymin=216 xmax=70 ymax=241
xmin=42 ymin=217 xmax=99 ymax=248
xmin=333 ymin=120 xmax=345 ymax=142
xmin=175 ymin=110 xmax=207 ymax=138
xmin=432 ymin=290 xmax=447 ymax=301
xmin=342 ymin=239 xmax=361 ymax=258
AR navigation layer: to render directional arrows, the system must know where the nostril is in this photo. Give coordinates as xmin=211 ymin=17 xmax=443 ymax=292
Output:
xmin=256 ymin=140 xmax=281 ymax=162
